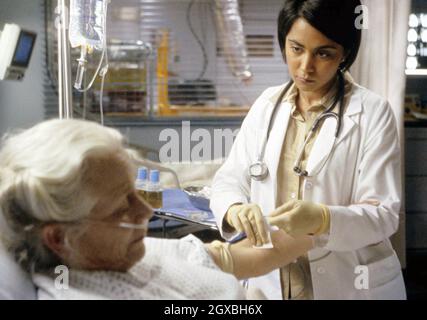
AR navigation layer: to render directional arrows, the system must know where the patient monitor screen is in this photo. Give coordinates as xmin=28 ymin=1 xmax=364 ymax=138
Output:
xmin=11 ymin=31 xmax=36 ymax=68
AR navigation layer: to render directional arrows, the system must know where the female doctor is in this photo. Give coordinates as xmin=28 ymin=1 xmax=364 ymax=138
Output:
xmin=210 ymin=0 xmax=406 ymax=300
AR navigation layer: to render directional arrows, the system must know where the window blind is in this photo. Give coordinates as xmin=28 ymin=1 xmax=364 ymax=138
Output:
xmin=44 ymin=0 xmax=290 ymax=120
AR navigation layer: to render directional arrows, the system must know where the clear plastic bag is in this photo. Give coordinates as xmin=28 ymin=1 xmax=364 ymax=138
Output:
xmin=69 ymin=0 xmax=105 ymax=49
xmin=213 ymin=0 xmax=252 ymax=81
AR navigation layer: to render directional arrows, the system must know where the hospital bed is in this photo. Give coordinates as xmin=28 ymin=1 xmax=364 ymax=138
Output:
xmin=0 ymin=159 xmax=223 ymax=299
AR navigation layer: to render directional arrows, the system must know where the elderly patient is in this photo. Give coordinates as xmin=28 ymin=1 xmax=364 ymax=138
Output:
xmin=0 ymin=119 xmax=312 ymax=300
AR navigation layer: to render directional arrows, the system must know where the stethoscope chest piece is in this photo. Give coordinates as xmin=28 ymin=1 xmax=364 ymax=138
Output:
xmin=249 ymin=161 xmax=269 ymax=181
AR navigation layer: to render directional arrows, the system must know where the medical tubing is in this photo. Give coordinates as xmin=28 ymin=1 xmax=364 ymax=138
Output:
xmin=99 ymin=69 xmax=105 ymax=125
xmin=308 ymin=71 xmax=345 ymax=138
xmin=74 ymin=47 xmax=105 ymax=92
xmin=74 ymin=46 xmax=88 ymax=90
xmin=118 ymin=222 xmax=148 ymax=230
xmin=62 ymin=222 xmax=90 ymax=264
xmin=293 ymin=128 xmax=316 ymax=176
xmin=320 ymin=71 xmax=345 ymax=137
xmin=98 ymin=0 xmax=109 ymax=125
xmin=327 ymin=76 xmax=341 ymax=112
xmin=336 ymin=71 xmax=345 ymax=137
xmin=66 ymin=218 xmax=148 ymax=230
xmin=186 ymin=0 xmax=208 ymax=80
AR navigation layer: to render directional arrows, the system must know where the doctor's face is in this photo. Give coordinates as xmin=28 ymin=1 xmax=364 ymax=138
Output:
xmin=284 ymin=18 xmax=345 ymax=97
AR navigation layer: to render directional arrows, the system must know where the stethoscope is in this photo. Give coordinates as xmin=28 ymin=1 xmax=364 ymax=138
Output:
xmin=246 ymin=73 xmax=345 ymax=297
xmin=249 ymin=73 xmax=345 ymax=181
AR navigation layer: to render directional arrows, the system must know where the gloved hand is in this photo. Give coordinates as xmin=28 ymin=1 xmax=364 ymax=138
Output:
xmin=225 ymin=203 xmax=269 ymax=246
xmin=267 ymin=200 xmax=330 ymax=237
xmin=208 ymin=241 xmax=234 ymax=274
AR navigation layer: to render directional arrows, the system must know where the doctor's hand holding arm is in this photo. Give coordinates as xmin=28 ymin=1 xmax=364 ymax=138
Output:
xmin=206 ymin=230 xmax=313 ymax=280
xmin=224 ymin=203 xmax=270 ymax=246
xmin=267 ymin=200 xmax=330 ymax=237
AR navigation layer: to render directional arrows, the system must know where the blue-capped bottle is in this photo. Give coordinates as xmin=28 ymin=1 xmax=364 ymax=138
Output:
xmin=135 ymin=167 xmax=148 ymax=201
xmin=146 ymin=169 xmax=163 ymax=209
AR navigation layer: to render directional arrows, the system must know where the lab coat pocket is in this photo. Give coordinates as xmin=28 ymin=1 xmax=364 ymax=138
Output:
xmin=366 ymin=272 xmax=406 ymax=300
xmin=366 ymin=252 xmax=401 ymax=288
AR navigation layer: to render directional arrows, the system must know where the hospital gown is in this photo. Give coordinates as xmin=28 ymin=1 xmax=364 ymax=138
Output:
xmin=32 ymin=235 xmax=247 ymax=300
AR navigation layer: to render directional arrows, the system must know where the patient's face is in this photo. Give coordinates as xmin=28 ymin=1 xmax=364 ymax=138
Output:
xmin=65 ymin=153 xmax=153 ymax=271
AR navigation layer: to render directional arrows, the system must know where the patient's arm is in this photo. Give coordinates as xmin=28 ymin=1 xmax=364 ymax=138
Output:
xmin=206 ymin=230 xmax=313 ymax=280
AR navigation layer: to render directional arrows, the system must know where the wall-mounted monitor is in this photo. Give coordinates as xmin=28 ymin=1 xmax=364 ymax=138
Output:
xmin=11 ymin=31 xmax=36 ymax=68
xmin=0 ymin=24 xmax=37 ymax=81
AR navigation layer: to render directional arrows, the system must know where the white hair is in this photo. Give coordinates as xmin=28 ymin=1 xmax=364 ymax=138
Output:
xmin=0 ymin=119 xmax=128 ymax=271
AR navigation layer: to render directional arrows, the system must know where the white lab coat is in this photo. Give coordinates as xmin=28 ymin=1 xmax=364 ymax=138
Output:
xmin=210 ymin=82 xmax=406 ymax=300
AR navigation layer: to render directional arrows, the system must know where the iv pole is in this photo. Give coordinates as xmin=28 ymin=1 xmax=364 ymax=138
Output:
xmin=57 ymin=0 xmax=73 ymax=119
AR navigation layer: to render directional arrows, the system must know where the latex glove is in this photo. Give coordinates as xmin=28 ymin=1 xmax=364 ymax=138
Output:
xmin=208 ymin=241 xmax=234 ymax=274
xmin=267 ymin=200 xmax=330 ymax=237
xmin=225 ymin=203 xmax=269 ymax=246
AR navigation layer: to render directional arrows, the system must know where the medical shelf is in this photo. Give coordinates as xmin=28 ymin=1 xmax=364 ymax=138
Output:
xmin=101 ymin=116 xmax=245 ymax=128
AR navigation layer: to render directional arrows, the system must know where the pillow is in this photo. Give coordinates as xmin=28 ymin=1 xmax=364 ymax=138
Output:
xmin=0 ymin=242 xmax=37 ymax=300
xmin=0 ymin=212 xmax=36 ymax=300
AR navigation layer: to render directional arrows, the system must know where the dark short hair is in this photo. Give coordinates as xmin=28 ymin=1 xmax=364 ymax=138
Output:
xmin=278 ymin=0 xmax=362 ymax=71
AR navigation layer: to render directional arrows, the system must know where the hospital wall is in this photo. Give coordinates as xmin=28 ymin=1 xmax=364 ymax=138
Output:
xmin=0 ymin=0 xmax=45 ymax=137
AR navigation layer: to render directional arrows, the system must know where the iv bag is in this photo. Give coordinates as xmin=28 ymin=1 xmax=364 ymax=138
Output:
xmin=213 ymin=0 xmax=252 ymax=82
xmin=69 ymin=0 xmax=105 ymax=49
